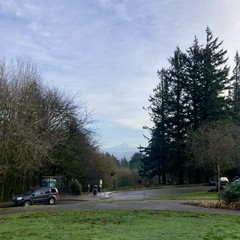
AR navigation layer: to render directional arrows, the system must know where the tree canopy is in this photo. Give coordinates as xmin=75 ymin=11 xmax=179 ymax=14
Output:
xmin=0 ymin=59 xmax=118 ymax=200
xmin=140 ymin=28 xmax=240 ymax=185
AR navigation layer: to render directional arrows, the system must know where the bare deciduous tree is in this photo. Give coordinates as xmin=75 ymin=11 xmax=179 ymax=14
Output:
xmin=0 ymin=58 xmax=95 ymax=199
xmin=187 ymin=120 xmax=240 ymax=191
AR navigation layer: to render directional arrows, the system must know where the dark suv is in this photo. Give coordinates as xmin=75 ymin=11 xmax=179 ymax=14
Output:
xmin=12 ymin=187 xmax=59 ymax=206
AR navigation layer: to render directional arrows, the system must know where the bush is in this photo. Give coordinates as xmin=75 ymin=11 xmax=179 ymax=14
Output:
xmin=69 ymin=179 xmax=82 ymax=195
xmin=116 ymin=167 xmax=136 ymax=188
xmin=219 ymin=182 xmax=240 ymax=204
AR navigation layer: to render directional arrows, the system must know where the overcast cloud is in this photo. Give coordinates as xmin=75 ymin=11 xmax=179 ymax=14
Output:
xmin=0 ymin=0 xmax=240 ymax=148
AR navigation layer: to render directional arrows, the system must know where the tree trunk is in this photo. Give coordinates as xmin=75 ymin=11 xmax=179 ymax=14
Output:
xmin=217 ymin=162 xmax=221 ymax=193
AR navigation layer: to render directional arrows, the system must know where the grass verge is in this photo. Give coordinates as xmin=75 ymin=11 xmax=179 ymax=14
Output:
xmin=1 ymin=209 xmax=240 ymax=240
xmin=149 ymin=192 xmax=218 ymax=200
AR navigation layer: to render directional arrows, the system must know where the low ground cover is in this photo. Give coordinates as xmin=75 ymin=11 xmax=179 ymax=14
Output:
xmin=188 ymin=200 xmax=240 ymax=210
xmin=147 ymin=192 xmax=240 ymax=210
xmin=1 ymin=209 xmax=240 ymax=240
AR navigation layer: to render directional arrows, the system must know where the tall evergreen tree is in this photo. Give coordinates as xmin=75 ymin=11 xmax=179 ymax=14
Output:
xmin=201 ymin=27 xmax=230 ymax=122
xmin=231 ymin=51 xmax=240 ymax=116
xmin=185 ymin=37 xmax=204 ymax=130
xmin=129 ymin=152 xmax=143 ymax=170
xmin=141 ymin=28 xmax=231 ymax=185
xmin=139 ymin=69 xmax=171 ymax=184
xmin=167 ymin=47 xmax=188 ymax=184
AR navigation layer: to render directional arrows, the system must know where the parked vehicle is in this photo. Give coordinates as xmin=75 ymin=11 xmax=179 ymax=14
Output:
xmin=231 ymin=179 xmax=240 ymax=185
xmin=220 ymin=177 xmax=229 ymax=186
xmin=232 ymin=176 xmax=240 ymax=184
xmin=12 ymin=187 xmax=59 ymax=206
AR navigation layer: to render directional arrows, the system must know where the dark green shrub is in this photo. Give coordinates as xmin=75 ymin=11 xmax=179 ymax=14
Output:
xmin=69 ymin=179 xmax=82 ymax=195
xmin=219 ymin=182 xmax=240 ymax=204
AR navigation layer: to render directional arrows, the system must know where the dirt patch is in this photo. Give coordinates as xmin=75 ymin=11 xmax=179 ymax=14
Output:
xmin=186 ymin=200 xmax=240 ymax=210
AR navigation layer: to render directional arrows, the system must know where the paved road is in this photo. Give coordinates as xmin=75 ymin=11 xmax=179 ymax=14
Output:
xmin=1 ymin=186 xmax=240 ymax=215
xmin=110 ymin=186 xmax=212 ymax=200
xmin=1 ymin=199 xmax=239 ymax=216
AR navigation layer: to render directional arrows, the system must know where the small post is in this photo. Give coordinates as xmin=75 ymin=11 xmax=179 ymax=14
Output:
xmin=111 ymin=172 xmax=116 ymax=190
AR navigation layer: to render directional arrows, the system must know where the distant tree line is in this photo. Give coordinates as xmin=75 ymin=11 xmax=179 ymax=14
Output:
xmin=139 ymin=27 xmax=240 ymax=189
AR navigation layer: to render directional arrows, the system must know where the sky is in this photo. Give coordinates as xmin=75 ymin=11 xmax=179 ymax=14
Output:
xmin=0 ymin=0 xmax=240 ymax=149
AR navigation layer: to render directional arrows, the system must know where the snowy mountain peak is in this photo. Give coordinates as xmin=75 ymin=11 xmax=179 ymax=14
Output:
xmin=103 ymin=143 xmax=138 ymax=160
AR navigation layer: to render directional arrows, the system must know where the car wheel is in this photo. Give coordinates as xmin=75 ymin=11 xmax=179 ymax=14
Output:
xmin=24 ymin=200 xmax=31 ymax=207
xmin=48 ymin=197 xmax=56 ymax=205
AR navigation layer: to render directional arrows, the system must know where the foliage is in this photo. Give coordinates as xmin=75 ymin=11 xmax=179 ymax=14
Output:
xmin=85 ymin=152 xmax=117 ymax=188
xmin=1 ymin=209 xmax=240 ymax=239
xmin=115 ymin=167 xmax=136 ymax=187
xmin=0 ymin=59 xmax=74 ymax=198
xmin=187 ymin=120 xmax=240 ymax=191
xmin=68 ymin=179 xmax=82 ymax=195
xmin=220 ymin=182 xmax=240 ymax=204
xmin=140 ymin=27 xmax=235 ymax=185
xmin=98 ymin=152 xmax=143 ymax=189
xmin=230 ymin=51 xmax=240 ymax=119
xmin=139 ymin=69 xmax=171 ymax=184
xmin=0 ymin=58 xmax=115 ymax=200
xmin=129 ymin=152 xmax=143 ymax=169
xmin=120 ymin=157 xmax=129 ymax=167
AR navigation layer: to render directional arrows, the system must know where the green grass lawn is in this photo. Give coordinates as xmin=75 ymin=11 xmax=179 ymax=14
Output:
xmin=107 ymin=192 xmax=218 ymax=202
xmin=149 ymin=192 xmax=218 ymax=200
xmin=1 ymin=209 xmax=240 ymax=240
